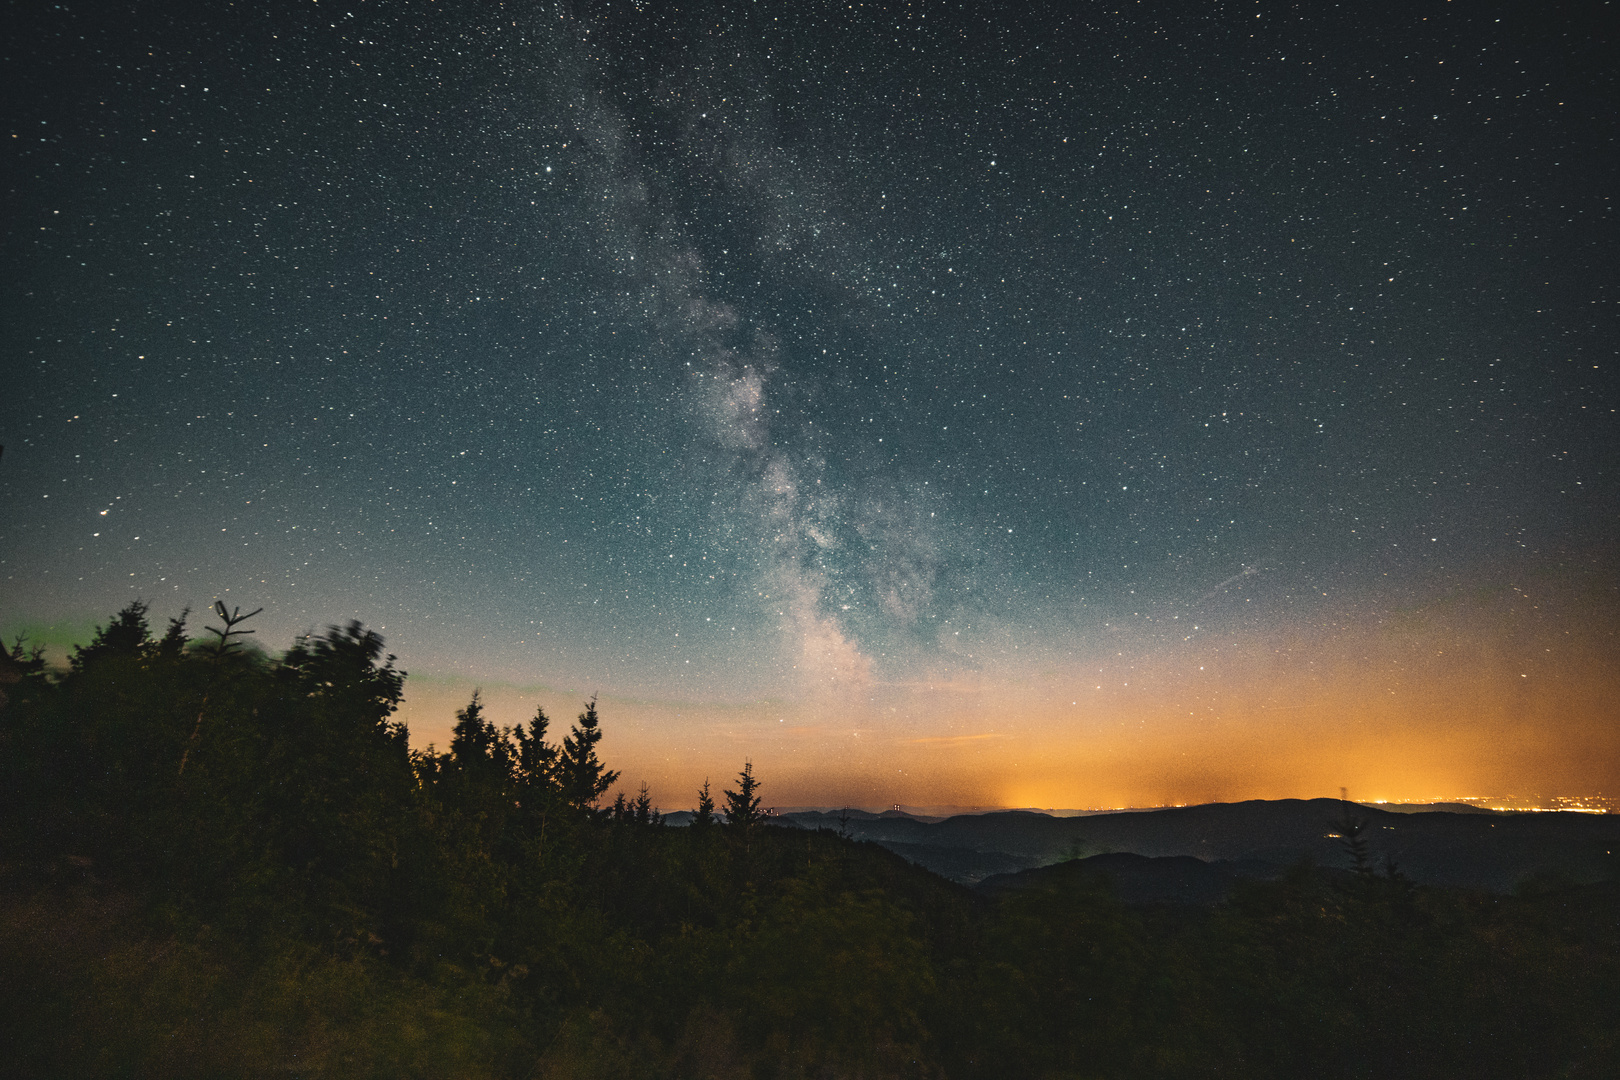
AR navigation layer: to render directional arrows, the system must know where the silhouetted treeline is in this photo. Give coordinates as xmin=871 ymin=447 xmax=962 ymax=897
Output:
xmin=1 ymin=603 xmax=1616 ymax=1078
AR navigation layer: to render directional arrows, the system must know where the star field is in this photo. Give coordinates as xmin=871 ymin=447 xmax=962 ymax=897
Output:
xmin=3 ymin=0 xmax=1615 ymax=808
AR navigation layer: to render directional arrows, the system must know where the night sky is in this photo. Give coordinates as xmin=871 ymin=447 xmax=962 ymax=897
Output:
xmin=4 ymin=0 xmax=1616 ymax=809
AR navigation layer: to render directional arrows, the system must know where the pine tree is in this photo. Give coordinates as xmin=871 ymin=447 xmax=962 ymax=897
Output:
xmin=692 ymin=779 xmax=716 ymax=829
xmin=633 ymin=782 xmax=660 ymax=826
xmin=200 ymin=601 xmax=262 ymax=661
xmin=449 ymin=690 xmax=512 ymax=779
xmin=177 ymin=602 xmax=264 ymax=779
xmin=156 ymin=609 xmax=190 ymax=661
xmin=70 ymin=600 xmax=152 ymax=671
xmin=557 ymin=696 xmax=619 ymax=812
xmin=724 ymin=761 xmax=762 ymax=830
xmin=512 ymin=705 xmax=559 ymax=794
xmin=2 ymin=635 xmax=47 ymax=680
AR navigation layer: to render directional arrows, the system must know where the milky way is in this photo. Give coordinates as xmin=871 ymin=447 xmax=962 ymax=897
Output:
xmin=3 ymin=0 xmax=1615 ymax=808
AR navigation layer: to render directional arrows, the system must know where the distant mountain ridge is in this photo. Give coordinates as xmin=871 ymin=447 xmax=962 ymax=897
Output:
xmin=763 ymin=799 xmax=1620 ymax=893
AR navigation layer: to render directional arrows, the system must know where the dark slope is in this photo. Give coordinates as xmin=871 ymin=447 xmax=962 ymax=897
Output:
xmin=976 ymin=852 xmax=1284 ymax=906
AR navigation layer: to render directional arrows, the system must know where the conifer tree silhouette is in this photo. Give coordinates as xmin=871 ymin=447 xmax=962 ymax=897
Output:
xmin=724 ymin=761 xmax=762 ymax=829
xmin=632 ymin=781 xmax=660 ymax=826
xmin=513 ymin=704 xmax=559 ymax=793
xmin=179 ymin=601 xmax=263 ymax=777
xmin=558 ymin=696 xmax=618 ymax=812
xmin=70 ymin=600 xmax=153 ymax=671
xmin=693 ymin=779 xmax=716 ymax=829
xmin=450 ymin=691 xmax=512 ymax=774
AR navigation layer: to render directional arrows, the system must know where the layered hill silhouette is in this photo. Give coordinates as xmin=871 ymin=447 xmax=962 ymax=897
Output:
xmin=771 ymin=799 xmax=1620 ymax=894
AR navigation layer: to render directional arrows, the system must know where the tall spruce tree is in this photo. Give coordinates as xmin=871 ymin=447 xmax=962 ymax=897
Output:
xmin=724 ymin=761 xmax=762 ymax=830
xmin=156 ymin=609 xmax=190 ymax=661
xmin=692 ymin=779 xmax=716 ymax=828
xmin=557 ymin=696 xmax=618 ymax=812
xmin=512 ymin=705 xmax=559 ymax=795
xmin=632 ymin=782 xmax=660 ymax=826
xmin=449 ymin=690 xmax=514 ymax=782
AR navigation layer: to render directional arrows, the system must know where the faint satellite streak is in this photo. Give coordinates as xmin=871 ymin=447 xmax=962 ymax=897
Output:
xmin=903 ymin=732 xmax=1008 ymax=746
xmin=1194 ymin=564 xmax=1259 ymax=606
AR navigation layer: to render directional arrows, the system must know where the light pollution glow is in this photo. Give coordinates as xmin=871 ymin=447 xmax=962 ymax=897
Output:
xmin=392 ymin=564 xmax=1619 ymax=812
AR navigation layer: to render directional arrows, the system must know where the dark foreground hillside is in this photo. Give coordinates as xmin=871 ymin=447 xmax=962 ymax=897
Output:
xmin=3 ymin=604 xmax=1617 ymax=1079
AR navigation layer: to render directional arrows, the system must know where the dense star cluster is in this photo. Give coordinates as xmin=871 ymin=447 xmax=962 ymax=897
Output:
xmin=3 ymin=0 xmax=1615 ymax=806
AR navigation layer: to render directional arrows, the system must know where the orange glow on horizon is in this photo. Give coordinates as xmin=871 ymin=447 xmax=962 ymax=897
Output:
xmin=394 ymin=570 xmax=1620 ymax=812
